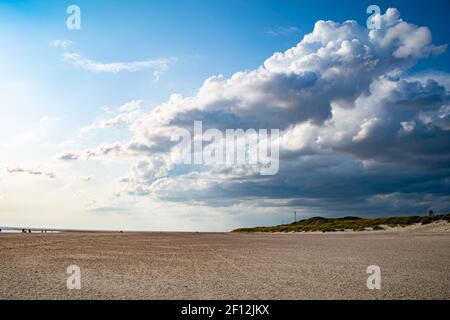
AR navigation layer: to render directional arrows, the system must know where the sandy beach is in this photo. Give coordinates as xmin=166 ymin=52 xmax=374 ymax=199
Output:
xmin=0 ymin=225 xmax=449 ymax=300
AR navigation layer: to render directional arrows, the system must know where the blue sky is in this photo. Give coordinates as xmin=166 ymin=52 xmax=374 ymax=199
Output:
xmin=1 ymin=0 xmax=449 ymax=122
xmin=1 ymin=0 xmax=450 ymax=231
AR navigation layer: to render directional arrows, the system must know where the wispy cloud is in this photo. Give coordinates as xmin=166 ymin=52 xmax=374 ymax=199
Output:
xmin=49 ymin=39 xmax=73 ymax=49
xmin=61 ymin=52 xmax=176 ymax=74
xmin=6 ymin=166 xmax=56 ymax=179
xmin=51 ymin=40 xmax=177 ymax=80
xmin=265 ymin=26 xmax=301 ymax=37
xmin=80 ymin=100 xmax=144 ymax=133
xmin=57 ymin=152 xmax=80 ymax=161
xmin=39 ymin=115 xmax=61 ymax=124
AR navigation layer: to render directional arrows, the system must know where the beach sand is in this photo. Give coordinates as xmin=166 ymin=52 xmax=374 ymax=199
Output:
xmin=0 ymin=224 xmax=449 ymax=299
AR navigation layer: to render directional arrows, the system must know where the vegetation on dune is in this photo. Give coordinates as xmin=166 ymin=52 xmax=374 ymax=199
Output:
xmin=232 ymin=214 xmax=450 ymax=233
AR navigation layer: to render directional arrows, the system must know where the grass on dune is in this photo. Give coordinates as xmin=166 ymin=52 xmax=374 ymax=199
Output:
xmin=232 ymin=214 xmax=450 ymax=233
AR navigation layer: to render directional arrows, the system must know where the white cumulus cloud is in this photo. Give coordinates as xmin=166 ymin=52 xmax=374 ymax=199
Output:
xmin=58 ymin=9 xmax=450 ymax=216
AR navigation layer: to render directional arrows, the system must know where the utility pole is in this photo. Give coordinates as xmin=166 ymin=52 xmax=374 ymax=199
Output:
xmin=294 ymin=210 xmax=297 ymax=223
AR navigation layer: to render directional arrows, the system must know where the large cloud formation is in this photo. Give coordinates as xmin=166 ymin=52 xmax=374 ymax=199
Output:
xmin=64 ymin=9 xmax=450 ymax=216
